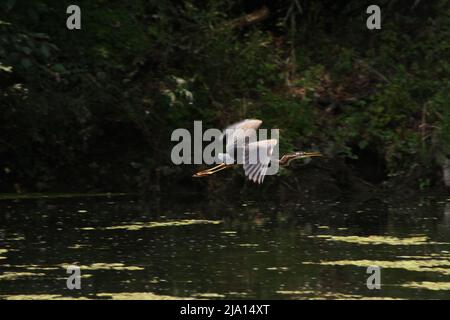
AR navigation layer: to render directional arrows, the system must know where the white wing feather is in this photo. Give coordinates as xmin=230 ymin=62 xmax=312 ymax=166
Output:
xmin=221 ymin=119 xmax=263 ymax=154
xmin=243 ymin=139 xmax=277 ymax=184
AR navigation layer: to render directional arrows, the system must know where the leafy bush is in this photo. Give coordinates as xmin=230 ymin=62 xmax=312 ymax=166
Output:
xmin=0 ymin=0 xmax=449 ymax=192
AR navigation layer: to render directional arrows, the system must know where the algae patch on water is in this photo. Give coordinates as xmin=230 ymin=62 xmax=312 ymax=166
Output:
xmin=68 ymin=244 xmax=89 ymax=249
xmin=80 ymin=219 xmax=223 ymax=231
xmin=400 ymin=281 xmax=450 ymax=290
xmin=0 ymin=192 xmax=130 ymax=200
xmin=397 ymin=252 xmax=450 ymax=260
xmin=5 ymin=234 xmax=25 ymax=241
xmin=96 ymin=292 xmax=193 ymax=300
xmin=276 ymin=290 xmax=401 ymax=300
xmin=0 ymin=272 xmax=46 ymax=280
xmin=0 ymin=294 xmax=90 ymax=300
xmin=238 ymin=243 xmax=259 ymax=248
xmin=193 ymin=293 xmax=226 ymax=298
xmin=1 ymin=264 xmax=59 ymax=271
xmin=309 ymin=235 xmax=447 ymax=245
xmin=1 ymin=292 xmax=193 ymax=300
xmin=58 ymin=263 xmax=144 ymax=271
xmin=304 ymin=258 xmax=450 ymax=275
xmin=267 ymin=267 xmax=289 ymax=271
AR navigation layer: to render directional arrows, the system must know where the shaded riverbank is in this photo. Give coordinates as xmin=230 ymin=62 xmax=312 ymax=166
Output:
xmin=1 ymin=1 xmax=449 ymax=196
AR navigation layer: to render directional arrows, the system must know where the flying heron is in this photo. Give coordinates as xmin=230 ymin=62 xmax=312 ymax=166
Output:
xmin=193 ymin=119 xmax=322 ymax=184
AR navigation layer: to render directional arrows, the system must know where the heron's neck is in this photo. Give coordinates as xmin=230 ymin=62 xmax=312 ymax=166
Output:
xmin=279 ymin=153 xmax=297 ymax=166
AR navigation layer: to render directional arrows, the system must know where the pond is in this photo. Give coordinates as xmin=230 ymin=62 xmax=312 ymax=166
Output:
xmin=1 ymin=193 xmax=450 ymax=299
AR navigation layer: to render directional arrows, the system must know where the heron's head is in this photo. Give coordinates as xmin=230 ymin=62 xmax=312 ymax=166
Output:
xmin=279 ymin=151 xmax=322 ymax=166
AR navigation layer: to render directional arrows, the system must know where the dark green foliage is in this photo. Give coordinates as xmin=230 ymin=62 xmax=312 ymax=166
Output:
xmin=0 ymin=0 xmax=449 ymax=192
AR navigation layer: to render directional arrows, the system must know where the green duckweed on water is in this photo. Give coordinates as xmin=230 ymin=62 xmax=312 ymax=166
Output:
xmin=267 ymin=267 xmax=289 ymax=271
xmin=193 ymin=293 xmax=226 ymax=298
xmin=80 ymin=219 xmax=223 ymax=231
xmin=0 ymin=193 xmax=130 ymax=200
xmin=96 ymin=292 xmax=194 ymax=300
xmin=0 ymin=294 xmax=91 ymax=300
xmin=3 ymin=265 xmax=59 ymax=271
xmin=226 ymin=292 xmax=250 ymax=297
xmin=304 ymin=258 xmax=450 ymax=275
xmin=400 ymin=282 xmax=450 ymax=291
xmin=237 ymin=243 xmax=259 ymax=247
xmin=221 ymin=231 xmax=237 ymax=235
xmin=0 ymin=272 xmax=46 ymax=281
xmin=67 ymin=244 xmax=89 ymax=250
xmin=0 ymin=290 xmax=195 ymax=300
xmin=397 ymin=252 xmax=450 ymax=260
xmin=58 ymin=263 xmax=144 ymax=271
xmin=276 ymin=290 xmax=403 ymax=300
xmin=6 ymin=235 xmax=25 ymax=241
xmin=309 ymin=235 xmax=448 ymax=245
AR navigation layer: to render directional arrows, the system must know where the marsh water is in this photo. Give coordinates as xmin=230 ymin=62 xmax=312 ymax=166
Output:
xmin=1 ymin=192 xmax=450 ymax=300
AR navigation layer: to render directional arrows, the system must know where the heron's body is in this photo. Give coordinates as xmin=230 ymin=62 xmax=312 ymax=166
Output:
xmin=193 ymin=119 xmax=322 ymax=184
xmin=217 ymin=152 xmax=235 ymax=165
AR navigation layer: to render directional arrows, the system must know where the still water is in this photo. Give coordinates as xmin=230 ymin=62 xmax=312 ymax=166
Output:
xmin=1 ymin=193 xmax=450 ymax=300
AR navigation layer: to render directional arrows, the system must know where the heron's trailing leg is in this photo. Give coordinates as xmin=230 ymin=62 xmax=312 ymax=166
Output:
xmin=193 ymin=163 xmax=231 ymax=177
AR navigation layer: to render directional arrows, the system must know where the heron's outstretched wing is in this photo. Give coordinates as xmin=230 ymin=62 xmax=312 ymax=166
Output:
xmin=243 ymin=139 xmax=277 ymax=184
xmin=221 ymin=119 xmax=262 ymax=154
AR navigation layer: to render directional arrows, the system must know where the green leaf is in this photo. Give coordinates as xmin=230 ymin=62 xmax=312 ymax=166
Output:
xmin=21 ymin=58 xmax=32 ymax=69
xmin=0 ymin=63 xmax=13 ymax=73
xmin=52 ymin=64 xmax=66 ymax=73
xmin=21 ymin=46 xmax=32 ymax=55
xmin=358 ymin=140 xmax=369 ymax=149
xmin=4 ymin=0 xmax=16 ymax=11
xmin=40 ymin=45 xmax=50 ymax=58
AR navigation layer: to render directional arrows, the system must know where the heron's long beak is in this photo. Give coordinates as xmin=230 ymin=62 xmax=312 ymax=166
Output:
xmin=193 ymin=169 xmax=211 ymax=177
xmin=193 ymin=171 xmax=206 ymax=177
xmin=193 ymin=163 xmax=227 ymax=177
xmin=301 ymin=152 xmax=323 ymax=158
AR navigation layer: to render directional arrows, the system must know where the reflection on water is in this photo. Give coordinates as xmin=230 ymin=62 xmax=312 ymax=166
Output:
xmin=1 ymin=193 xmax=450 ymax=300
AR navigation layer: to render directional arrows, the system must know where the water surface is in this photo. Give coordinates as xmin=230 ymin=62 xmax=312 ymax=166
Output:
xmin=1 ymin=193 xmax=450 ymax=299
